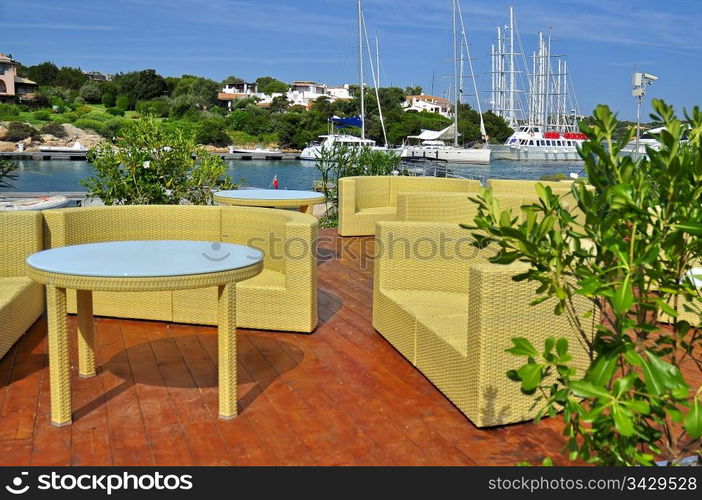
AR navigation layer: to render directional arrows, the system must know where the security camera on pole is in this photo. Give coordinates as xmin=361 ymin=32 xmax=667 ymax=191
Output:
xmin=632 ymin=72 xmax=658 ymax=161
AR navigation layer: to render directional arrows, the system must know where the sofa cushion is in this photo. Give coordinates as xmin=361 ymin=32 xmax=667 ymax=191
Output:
xmin=415 ymin=314 xmax=468 ymax=356
xmin=0 ymin=277 xmax=44 ymax=359
xmin=355 ymin=206 xmax=395 ymax=217
xmin=0 ymin=277 xmax=37 ymax=306
xmin=381 ymin=288 xmax=468 ymax=355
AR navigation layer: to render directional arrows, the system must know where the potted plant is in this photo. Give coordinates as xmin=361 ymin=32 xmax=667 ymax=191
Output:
xmin=465 ymin=100 xmax=701 ymax=466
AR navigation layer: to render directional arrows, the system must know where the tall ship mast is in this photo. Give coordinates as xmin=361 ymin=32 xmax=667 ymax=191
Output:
xmin=400 ymin=0 xmax=491 ymax=165
xmin=489 ymin=7 xmax=585 ymax=161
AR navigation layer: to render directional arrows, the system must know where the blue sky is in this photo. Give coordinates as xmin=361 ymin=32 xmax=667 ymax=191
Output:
xmin=1 ymin=0 xmax=700 ymax=120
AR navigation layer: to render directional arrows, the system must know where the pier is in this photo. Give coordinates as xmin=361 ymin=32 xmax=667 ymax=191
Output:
xmin=0 ymin=151 xmax=302 ymax=161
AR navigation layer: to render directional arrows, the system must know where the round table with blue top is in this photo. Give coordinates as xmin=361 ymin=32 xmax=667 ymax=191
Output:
xmin=26 ymin=240 xmax=263 ymax=427
xmin=213 ymin=189 xmax=326 ymax=214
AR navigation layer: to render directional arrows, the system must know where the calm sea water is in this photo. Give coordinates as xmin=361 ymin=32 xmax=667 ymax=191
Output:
xmin=0 ymin=158 xmax=585 ymax=193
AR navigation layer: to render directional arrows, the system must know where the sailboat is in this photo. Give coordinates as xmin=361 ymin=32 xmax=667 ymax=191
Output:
xmin=400 ymin=0 xmax=491 ymax=165
xmin=489 ymin=7 xmax=585 ymax=161
xmin=300 ymin=0 xmax=394 ymax=161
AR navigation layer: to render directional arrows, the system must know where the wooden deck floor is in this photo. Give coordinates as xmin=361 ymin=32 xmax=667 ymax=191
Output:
xmin=2 ymin=229 xmax=679 ymax=466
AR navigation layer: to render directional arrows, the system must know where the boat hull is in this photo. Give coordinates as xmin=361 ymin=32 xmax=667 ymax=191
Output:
xmin=0 ymin=195 xmax=70 ymax=211
xmin=489 ymin=144 xmax=582 ymax=161
xmin=400 ymin=146 xmax=491 ymax=165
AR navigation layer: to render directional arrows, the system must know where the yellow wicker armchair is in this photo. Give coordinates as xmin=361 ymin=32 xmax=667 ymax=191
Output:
xmin=42 ymin=205 xmax=318 ymax=333
xmin=337 ymin=176 xmax=480 ymax=236
xmin=373 ymin=220 xmax=591 ymax=427
xmin=0 ymin=212 xmax=44 ymax=359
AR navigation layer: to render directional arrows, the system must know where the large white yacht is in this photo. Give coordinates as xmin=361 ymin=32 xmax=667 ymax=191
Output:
xmin=490 ymin=126 xmax=587 ymax=161
xmin=400 ymin=126 xmax=490 ymax=164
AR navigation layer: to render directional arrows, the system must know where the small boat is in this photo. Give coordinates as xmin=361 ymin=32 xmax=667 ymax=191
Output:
xmin=39 ymin=141 xmax=88 ymax=153
xmin=0 ymin=195 xmax=70 ymax=211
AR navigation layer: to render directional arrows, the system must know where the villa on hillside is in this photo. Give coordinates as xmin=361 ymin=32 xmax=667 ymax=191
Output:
xmin=84 ymin=70 xmax=113 ymax=82
xmin=402 ymin=94 xmax=452 ymax=118
xmin=217 ymin=80 xmax=353 ymax=110
xmin=0 ymin=53 xmax=38 ymax=103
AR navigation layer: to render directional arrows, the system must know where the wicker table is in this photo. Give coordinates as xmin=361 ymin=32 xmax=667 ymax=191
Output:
xmin=214 ymin=189 xmax=326 ymax=214
xmin=27 ymin=240 xmax=263 ymax=427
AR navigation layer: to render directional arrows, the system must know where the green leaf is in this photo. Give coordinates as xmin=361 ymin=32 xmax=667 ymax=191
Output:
xmin=506 ymin=338 xmax=538 ymax=357
xmin=641 ymin=351 xmax=689 ymax=396
xmin=612 ymin=404 xmax=635 ymax=436
xmin=588 ymin=354 xmax=618 ymax=386
xmin=517 ymin=363 xmax=543 ymax=392
xmin=571 ymin=380 xmax=611 ymax=400
xmin=674 ymin=223 xmax=702 ymax=236
xmin=623 ymin=400 xmax=650 ymax=414
xmin=611 ymin=273 xmax=634 ymax=315
xmin=556 ymin=338 xmax=569 ymax=358
xmin=684 ymin=398 xmax=702 ymax=438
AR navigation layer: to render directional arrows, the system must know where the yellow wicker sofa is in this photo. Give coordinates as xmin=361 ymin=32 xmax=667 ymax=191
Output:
xmin=486 ymin=179 xmax=576 ymax=196
xmin=372 ymin=220 xmax=591 ymax=427
xmin=337 ymin=176 xmax=480 ymax=236
xmin=396 ymin=191 xmax=530 ymax=224
xmin=42 ymin=205 xmax=318 ymax=333
xmin=0 ymin=212 xmax=45 ymax=359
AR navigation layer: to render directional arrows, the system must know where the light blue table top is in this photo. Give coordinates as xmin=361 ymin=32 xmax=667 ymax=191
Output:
xmin=214 ymin=189 xmax=323 ymax=201
xmin=27 ymin=241 xmax=263 ymax=278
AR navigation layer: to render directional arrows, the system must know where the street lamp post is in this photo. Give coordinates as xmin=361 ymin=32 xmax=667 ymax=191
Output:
xmin=632 ymin=72 xmax=658 ymax=162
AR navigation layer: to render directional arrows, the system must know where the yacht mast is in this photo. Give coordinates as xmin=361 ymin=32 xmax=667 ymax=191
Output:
xmin=543 ymin=28 xmax=552 ymax=129
xmin=508 ymin=5 xmax=516 ymax=128
xmin=452 ymin=0 xmax=459 ymax=147
xmin=456 ymin=0 xmax=486 ymax=139
xmin=357 ymin=0 xmax=365 ymax=140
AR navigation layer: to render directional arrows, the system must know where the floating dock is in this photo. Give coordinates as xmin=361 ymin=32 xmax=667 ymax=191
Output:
xmin=0 ymin=151 xmax=302 ymax=161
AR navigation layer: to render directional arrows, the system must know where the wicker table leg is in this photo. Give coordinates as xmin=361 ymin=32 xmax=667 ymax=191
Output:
xmin=46 ymin=285 xmax=71 ymax=427
xmin=217 ymin=282 xmax=237 ymax=419
xmin=76 ymin=290 xmax=96 ymax=378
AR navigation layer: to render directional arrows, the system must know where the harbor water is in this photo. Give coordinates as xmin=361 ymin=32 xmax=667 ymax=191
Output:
xmin=0 ymin=158 xmax=586 ymax=193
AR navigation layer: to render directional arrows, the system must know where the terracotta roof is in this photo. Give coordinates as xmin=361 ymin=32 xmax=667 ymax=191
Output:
xmin=14 ymin=76 xmax=37 ymax=85
xmin=406 ymin=94 xmax=450 ymax=104
xmin=217 ymin=92 xmax=250 ymax=100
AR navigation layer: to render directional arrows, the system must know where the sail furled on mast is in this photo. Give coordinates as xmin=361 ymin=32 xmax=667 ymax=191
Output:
xmin=330 ymin=115 xmax=363 ymax=129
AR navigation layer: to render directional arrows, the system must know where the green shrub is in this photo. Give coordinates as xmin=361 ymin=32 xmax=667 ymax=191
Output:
xmin=55 ymin=111 xmax=79 ymax=123
xmin=33 ymin=109 xmax=52 ymax=121
xmin=539 ymin=172 xmax=567 ymax=181
xmin=83 ymin=115 xmax=237 ymax=205
xmin=195 ymin=118 xmax=230 ymax=146
xmin=106 ymin=107 xmax=125 ymax=116
xmin=101 ymin=92 xmax=116 ymax=108
xmin=74 ymin=118 xmax=107 ymax=137
xmin=2 ymin=122 xmax=39 ymax=141
xmin=84 ymin=111 xmax=111 ymax=122
xmin=115 ymin=95 xmax=132 ymax=111
xmin=40 ymin=122 xmax=67 ymax=138
xmin=104 ymin=118 xmax=129 ymax=138
xmin=0 ymin=103 xmax=20 ymax=119
xmin=73 ymin=96 xmax=86 ymax=106
xmin=467 ymin=100 xmax=702 ymax=466
xmin=79 ymin=82 xmax=102 ymax=103
xmin=135 ymin=99 xmax=170 ymax=117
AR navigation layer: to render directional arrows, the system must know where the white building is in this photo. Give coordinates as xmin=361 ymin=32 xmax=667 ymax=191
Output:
xmin=402 ymin=94 xmax=452 ymax=118
xmin=218 ymin=80 xmax=355 ymax=110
